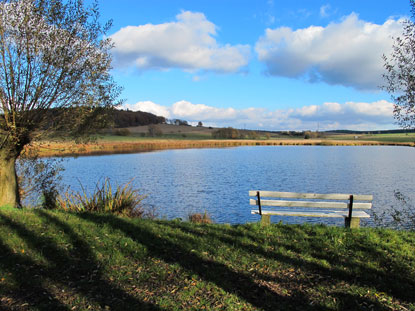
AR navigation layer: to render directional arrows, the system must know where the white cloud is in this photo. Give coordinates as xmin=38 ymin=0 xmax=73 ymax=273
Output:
xmin=124 ymin=99 xmax=395 ymax=131
xmin=110 ymin=11 xmax=250 ymax=73
xmin=290 ymin=100 xmax=393 ymax=123
xmin=171 ymin=100 xmax=238 ymax=120
xmin=255 ymin=13 xmax=404 ymax=90
xmin=124 ymin=101 xmax=171 ymax=119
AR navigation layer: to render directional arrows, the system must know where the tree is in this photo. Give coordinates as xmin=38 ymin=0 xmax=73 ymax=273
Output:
xmin=383 ymin=0 xmax=415 ymax=129
xmin=0 ymin=0 xmax=122 ymax=208
xmin=212 ymin=127 xmax=240 ymax=139
xmin=171 ymin=119 xmax=189 ymax=126
xmin=381 ymin=0 xmax=415 ymax=229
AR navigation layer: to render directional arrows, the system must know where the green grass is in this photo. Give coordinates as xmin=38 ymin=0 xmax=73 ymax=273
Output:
xmin=326 ymin=132 xmax=415 ymax=143
xmin=1 ymin=207 xmax=414 ymax=310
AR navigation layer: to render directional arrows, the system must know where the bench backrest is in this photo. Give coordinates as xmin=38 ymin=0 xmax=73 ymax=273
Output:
xmin=249 ymin=191 xmax=373 ymax=215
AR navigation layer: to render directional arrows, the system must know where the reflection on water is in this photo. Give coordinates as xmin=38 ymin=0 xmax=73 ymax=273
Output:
xmin=59 ymin=146 xmax=415 ymax=226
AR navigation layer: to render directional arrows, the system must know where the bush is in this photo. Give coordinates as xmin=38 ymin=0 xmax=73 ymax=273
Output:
xmin=212 ymin=127 xmax=240 ymax=139
xmin=188 ymin=211 xmax=212 ymax=224
xmin=247 ymin=131 xmax=259 ymax=139
xmin=57 ymin=178 xmax=146 ymax=217
xmin=304 ymin=131 xmax=317 ymax=139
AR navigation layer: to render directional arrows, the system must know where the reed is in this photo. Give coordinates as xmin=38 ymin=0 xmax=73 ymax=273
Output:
xmin=57 ymin=178 xmax=146 ymax=217
xmin=27 ymin=138 xmax=415 ymax=157
xmin=188 ymin=211 xmax=212 ymax=224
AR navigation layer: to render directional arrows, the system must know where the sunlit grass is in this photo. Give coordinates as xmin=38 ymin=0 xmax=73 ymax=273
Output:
xmin=0 ymin=208 xmax=414 ymax=310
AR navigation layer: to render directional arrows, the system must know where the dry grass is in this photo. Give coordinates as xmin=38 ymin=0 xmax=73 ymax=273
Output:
xmin=27 ymin=138 xmax=415 ymax=157
xmin=188 ymin=211 xmax=213 ymax=224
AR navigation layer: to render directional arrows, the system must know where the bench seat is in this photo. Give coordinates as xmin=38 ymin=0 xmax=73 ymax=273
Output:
xmin=251 ymin=210 xmax=370 ymax=218
xmin=249 ymin=190 xmax=373 ymax=228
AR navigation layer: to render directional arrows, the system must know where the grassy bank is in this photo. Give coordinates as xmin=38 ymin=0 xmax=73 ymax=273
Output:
xmin=1 ymin=208 xmax=414 ymax=310
xmin=24 ymin=124 xmax=415 ymax=157
xmin=28 ymin=137 xmax=415 ymax=157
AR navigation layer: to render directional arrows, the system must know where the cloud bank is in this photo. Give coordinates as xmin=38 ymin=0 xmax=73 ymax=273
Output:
xmin=125 ymin=99 xmax=394 ymax=131
xmin=111 ymin=11 xmax=250 ymax=73
xmin=255 ymin=13 xmax=404 ymax=90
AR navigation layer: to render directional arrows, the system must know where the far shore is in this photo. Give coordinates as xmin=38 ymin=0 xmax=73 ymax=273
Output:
xmin=27 ymin=138 xmax=415 ymax=158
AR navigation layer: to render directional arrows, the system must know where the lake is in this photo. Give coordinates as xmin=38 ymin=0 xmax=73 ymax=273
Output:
xmin=58 ymin=145 xmax=415 ymax=226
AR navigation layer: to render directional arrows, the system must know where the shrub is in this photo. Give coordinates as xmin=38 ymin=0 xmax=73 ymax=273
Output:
xmin=304 ymin=131 xmax=319 ymax=139
xmin=188 ymin=211 xmax=212 ymax=224
xmin=247 ymin=131 xmax=259 ymax=139
xmin=212 ymin=127 xmax=240 ymax=139
xmin=57 ymin=178 xmax=146 ymax=217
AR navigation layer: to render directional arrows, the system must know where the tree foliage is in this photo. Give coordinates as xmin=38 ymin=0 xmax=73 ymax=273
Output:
xmin=212 ymin=127 xmax=241 ymax=139
xmin=0 ymin=0 xmax=121 ymax=207
xmin=383 ymin=0 xmax=415 ymax=129
xmin=112 ymin=109 xmax=165 ymax=128
xmin=381 ymin=0 xmax=415 ymax=230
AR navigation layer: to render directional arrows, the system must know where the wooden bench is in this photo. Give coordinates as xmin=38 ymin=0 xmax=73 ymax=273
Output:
xmin=249 ymin=191 xmax=373 ymax=228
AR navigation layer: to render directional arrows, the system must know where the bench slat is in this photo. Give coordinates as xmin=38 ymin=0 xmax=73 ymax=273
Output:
xmin=250 ymin=199 xmax=372 ymax=209
xmin=251 ymin=210 xmax=370 ymax=218
xmin=249 ymin=191 xmax=373 ymax=201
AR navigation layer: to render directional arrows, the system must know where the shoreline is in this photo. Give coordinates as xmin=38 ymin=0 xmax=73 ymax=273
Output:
xmin=27 ymin=138 xmax=415 ymax=157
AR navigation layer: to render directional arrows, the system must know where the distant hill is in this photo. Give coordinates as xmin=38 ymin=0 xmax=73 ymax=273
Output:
xmin=112 ymin=110 xmax=166 ymax=128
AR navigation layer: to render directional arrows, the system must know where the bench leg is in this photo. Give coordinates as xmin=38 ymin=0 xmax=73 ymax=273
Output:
xmin=261 ymin=215 xmax=271 ymax=226
xmin=345 ymin=217 xmax=360 ymax=228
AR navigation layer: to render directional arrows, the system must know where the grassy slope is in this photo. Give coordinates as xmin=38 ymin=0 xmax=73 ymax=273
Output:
xmin=1 ymin=208 xmax=414 ymax=311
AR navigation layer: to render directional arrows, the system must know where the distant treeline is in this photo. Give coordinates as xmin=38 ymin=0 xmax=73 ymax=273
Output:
xmin=0 ymin=108 xmax=167 ymax=129
xmin=112 ymin=109 xmax=166 ymax=128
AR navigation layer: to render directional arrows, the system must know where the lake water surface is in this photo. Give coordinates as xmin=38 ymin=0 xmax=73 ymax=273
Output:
xmin=59 ymin=145 xmax=415 ymax=226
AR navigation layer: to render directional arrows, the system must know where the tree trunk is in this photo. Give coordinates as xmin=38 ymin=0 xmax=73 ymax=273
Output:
xmin=0 ymin=150 xmax=20 ymax=208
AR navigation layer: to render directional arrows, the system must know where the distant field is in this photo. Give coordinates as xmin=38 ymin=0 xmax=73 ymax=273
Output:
xmin=28 ymin=125 xmax=415 ymax=157
xmin=106 ymin=125 xmax=415 ymax=142
xmin=325 ymin=132 xmax=415 ymax=143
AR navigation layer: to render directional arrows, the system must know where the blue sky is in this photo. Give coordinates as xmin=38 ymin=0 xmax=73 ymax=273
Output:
xmin=97 ymin=0 xmax=411 ymax=131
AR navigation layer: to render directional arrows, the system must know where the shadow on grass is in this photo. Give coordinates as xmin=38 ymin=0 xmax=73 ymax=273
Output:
xmin=2 ymin=210 xmax=412 ymax=310
xmin=0 ymin=211 xmax=162 ymax=311
xmin=77 ymin=213 xmax=332 ymax=311
xmin=160 ymin=221 xmax=415 ymax=306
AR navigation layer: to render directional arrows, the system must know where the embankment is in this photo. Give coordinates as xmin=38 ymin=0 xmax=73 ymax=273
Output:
xmin=27 ymin=139 xmax=415 ymax=157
